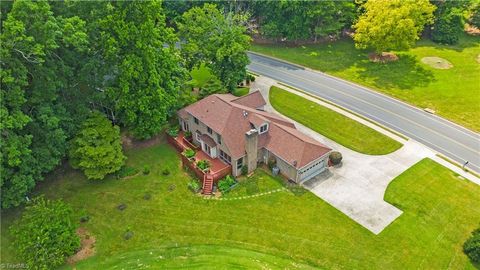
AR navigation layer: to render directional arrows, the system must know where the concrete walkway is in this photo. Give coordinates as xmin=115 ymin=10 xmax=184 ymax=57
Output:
xmin=249 ymin=76 xmax=479 ymax=235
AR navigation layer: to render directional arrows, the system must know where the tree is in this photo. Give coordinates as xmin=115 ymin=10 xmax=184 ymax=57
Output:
xmin=431 ymin=0 xmax=468 ymax=44
xmin=200 ymin=77 xmax=225 ymax=99
xmin=69 ymin=112 xmax=125 ymax=180
xmin=253 ymin=1 xmax=355 ymax=42
xmin=464 ymin=227 xmax=480 ymax=263
xmin=468 ymin=3 xmax=480 ymax=28
xmin=10 ymin=197 xmax=80 ymax=270
xmin=0 ymin=0 xmax=88 ymax=208
xmin=178 ymin=3 xmax=251 ymax=91
xmin=96 ymin=1 xmax=186 ymax=139
xmin=353 ymin=0 xmax=435 ymax=55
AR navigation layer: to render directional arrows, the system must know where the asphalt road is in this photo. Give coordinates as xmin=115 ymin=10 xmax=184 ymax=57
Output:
xmin=247 ymin=52 xmax=480 ymax=173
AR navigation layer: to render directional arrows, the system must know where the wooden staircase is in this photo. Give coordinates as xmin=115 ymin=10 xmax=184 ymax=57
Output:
xmin=202 ymin=173 xmax=214 ymax=195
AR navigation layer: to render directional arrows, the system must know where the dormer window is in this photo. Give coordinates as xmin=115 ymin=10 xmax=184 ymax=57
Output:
xmin=207 ymin=127 xmax=212 ymax=134
xmin=259 ymin=123 xmax=268 ymax=134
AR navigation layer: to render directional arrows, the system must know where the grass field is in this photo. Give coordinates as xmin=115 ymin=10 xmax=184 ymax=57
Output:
xmin=269 ymin=86 xmax=402 ymax=155
xmin=1 ymin=142 xmax=479 ymax=269
xmin=251 ymin=35 xmax=480 ymax=131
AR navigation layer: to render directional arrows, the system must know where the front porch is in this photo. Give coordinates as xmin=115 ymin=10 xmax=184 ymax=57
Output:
xmin=167 ymin=131 xmax=231 ymax=194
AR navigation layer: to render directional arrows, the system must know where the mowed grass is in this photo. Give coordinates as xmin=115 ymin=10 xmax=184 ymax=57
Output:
xmin=251 ymin=35 xmax=480 ymax=131
xmin=232 ymin=86 xmax=250 ymax=97
xmin=270 ymin=86 xmax=402 ymax=155
xmin=1 ymin=143 xmax=479 ymax=269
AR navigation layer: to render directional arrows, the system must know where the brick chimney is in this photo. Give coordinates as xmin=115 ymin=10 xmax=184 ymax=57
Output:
xmin=245 ymin=129 xmax=258 ymax=174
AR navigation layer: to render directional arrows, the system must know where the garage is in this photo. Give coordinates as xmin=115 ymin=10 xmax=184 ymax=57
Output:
xmin=298 ymin=159 xmax=326 ymax=182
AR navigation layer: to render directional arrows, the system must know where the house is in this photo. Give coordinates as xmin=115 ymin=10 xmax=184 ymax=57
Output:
xmin=177 ymin=91 xmax=332 ymax=183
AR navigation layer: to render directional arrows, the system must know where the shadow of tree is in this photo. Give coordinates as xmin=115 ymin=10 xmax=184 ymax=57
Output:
xmin=415 ymin=34 xmax=480 ymax=53
xmin=357 ymin=54 xmax=435 ymax=90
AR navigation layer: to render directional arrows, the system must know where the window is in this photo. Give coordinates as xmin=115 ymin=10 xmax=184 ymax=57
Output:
xmin=259 ymin=124 xmax=268 ymax=134
xmin=237 ymin=157 xmax=243 ymax=170
xmin=196 ymin=131 xmax=201 ymax=141
xmin=207 ymin=127 xmax=212 ymax=134
xmin=219 ymin=150 xmax=231 ymax=164
xmin=194 ymin=117 xmax=199 ymax=124
xmin=216 ymin=134 xmax=221 ymax=144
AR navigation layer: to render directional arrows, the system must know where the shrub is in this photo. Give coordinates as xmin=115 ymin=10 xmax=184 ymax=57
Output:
xmin=143 ymin=193 xmax=151 ymax=200
xmin=183 ymin=148 xmax=196 ymax=159
xmin=329 ymin=151 xmax=343 ymax=165
xmin=167 ymin=126 xmax=179 ymax=137
xmin=218 ymin=175 xmax=236 ymax=193
xmin=241 ymin=165 xmax=248 ymax=175
xmin=69 ymin=111 xmax=125 ymax=180
xmin=184 ymin=130 xmax=192 ymax=138
xmin=124 ymin=230 xmax=134 ymax=240
xmin=79 ymin=215 xmax=90 ymax=223
xmin=116 ymin=166 xmax=139 ymax=179
xmin=162 ymin=168 xmax=170 ymax=176
xmin=188 ymin=180 xmax=201 ymax=192
xmin=464 ymin=227 xmax=480 ymax=263
xmin=249 ymin=74 xmax=256 ymax=82
xmin=268 ymin=157 xmax=277 ymax=170
xmin=143 ymin=165 xmax=151 ymax=175
xmin=197 ymin=159 xmax=210 ymax=171
xmin=10 ymin=197 xmax=80 ymax=270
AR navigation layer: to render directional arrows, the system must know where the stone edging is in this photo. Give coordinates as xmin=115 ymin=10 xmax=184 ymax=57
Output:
xmin=203 ymin=187 xmax=288 ymax=200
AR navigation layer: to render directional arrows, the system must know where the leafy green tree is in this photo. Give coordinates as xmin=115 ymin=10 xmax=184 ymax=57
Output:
xmin=354 ymin=0 xmax=435 ymax=55
xmin=431 ymin=0 xmax=468 ymax=44
xmin=96 ymin=1 xmax=186 ymax=139
xmin=463 ymin=227 xmax=480 ymax=263
xmin=10 ymin=197 xmax=80 ymax=270
xmin=69 ymin=112 xmax=125 ymax=180
xmin=468 ymin=3 xmax=480 ymax=28
xmin=199 ymin=77 xmax=225 ymax=99
xmin=253 ymin=1 xmax=355 ymax=42
xmin=178 ymin=3 xmax=251 ymax=91
xmin=0 ymin=0 xmax=88 ymax=208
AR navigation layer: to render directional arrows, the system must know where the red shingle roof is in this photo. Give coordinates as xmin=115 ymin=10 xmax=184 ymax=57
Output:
xmin=179 ymin=91 xmax=331 ymax=168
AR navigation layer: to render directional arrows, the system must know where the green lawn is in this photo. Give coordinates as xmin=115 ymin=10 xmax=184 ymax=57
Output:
xmin=270 ymin=86 xmax=402 ymax=155
xmin=232 ymin=86 xmax=250 ymax=97
xmin=1 ymin=143 xmax=479 ymax=269
xmin=251 ymin=35 xmax=480 ymax=131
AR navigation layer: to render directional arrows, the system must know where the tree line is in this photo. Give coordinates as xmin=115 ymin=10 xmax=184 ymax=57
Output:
xmin=1 ymin=0 xmax=479 ymax=209
xmin=0 ymin=0 xmax=250 ymax=209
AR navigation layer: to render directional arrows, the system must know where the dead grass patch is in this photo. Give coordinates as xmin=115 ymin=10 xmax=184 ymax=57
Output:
xmin=67 ymin=228 xmax=96 ymax=264
xmin=421 ymin=57 xmax=453 ymax=69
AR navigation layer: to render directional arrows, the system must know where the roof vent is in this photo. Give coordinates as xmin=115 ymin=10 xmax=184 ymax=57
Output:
xmin=243 ymin=110 xmax=248 ymax=118
xmin=293 ymin=160 xmax=297 ymax=166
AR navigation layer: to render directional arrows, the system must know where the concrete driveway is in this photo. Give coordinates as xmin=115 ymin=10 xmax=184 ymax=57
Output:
xmin=250 ymin=76 xmax=479 ymax=234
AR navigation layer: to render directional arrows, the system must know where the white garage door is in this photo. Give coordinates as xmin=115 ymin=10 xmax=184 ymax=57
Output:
xmin=299 ymin=160 xmax=325 ymax=182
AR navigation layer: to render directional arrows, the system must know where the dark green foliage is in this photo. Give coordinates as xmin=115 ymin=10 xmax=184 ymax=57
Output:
xmin=241 ymin=165 xmax=248 ymax=176
xmin=329 ymin=151 xmax=343 ymax=165
xmin=96 ymin=1 xmax=187 ymax=139
xmin=199 ymin=77 xmax=226 ymax=98
xmin=167 ymin=126 xmax=179 ymax=137
xmin=188 ymin=180 xmax=201 ymax=192
xmin=431 ymin=0 xmax=467 ymax=45
xmin=10 ymin=197 xmax=80 ymax=270
xmin=464 ymin=227 xmax=480 ymax=262
xmin=143 ymin=193 xmax=152 ymax=200
xmin=253 ymin=1 xmax=355 ymax=42
xmin=183 ymin=148 xmax=196 ymax=159
xmin=0 ymin=0 xmax=88 ymax=208
xmin=116 ymin=166 xmax=139 ymax=179
xmin=162 ymin=168 xmax=171 ymax=176
xmin=218 ymin=175 xmax=236 ymax=193
xmin=124 ymin=230 xmax=134 ymax=240
xmin=69 ymin=112 xmax=125 ymax=180
xmin=80 ymin=215 xmax=90 ymax=223
xmin=268 ymin=157 xmax=277 ymax=170
xmin=143 ymin=165 xmax=151 ymax=175
xmin=470 ymin=5 xmax=480 ymax=28
xmin=178 ymin=3 xmax=251 ymax=91
xmin=184 ymin=130 xmax=192 ymax=139
xmin=196 ymin=159 xmax=210 ymax=171
xmin=117 ymin=203 xmax=127 ymax=211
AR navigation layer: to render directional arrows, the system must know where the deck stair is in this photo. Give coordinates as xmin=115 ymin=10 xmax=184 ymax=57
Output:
xmin=202 ymin=173 xmax=214 ymax=195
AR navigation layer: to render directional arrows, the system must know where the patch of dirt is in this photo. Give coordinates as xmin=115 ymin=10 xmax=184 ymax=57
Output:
xmin=421 ymin=57 xmax=453 ymax=69
xmin=122 ymin=132 xmax=166 ymax=150
xmin=465 ymin=25 xmax=480 ymax=36
xmin=67 ymin=228 xmax=96 ymax=264
xmin=368 ymin=52 xmax=399 ymax=63
xmin=476 ymin=54 xmax=480 ymax=64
